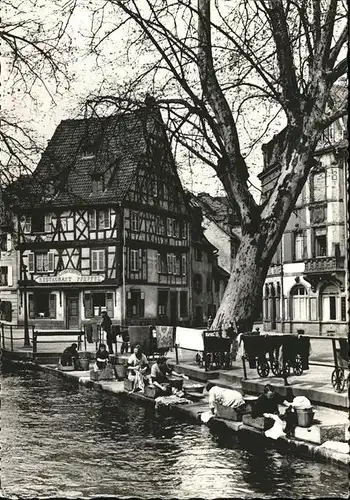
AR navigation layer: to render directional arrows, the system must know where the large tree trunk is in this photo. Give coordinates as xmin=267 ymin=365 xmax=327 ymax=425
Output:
xmin=212 ymin=232 xmax=271 ymax=332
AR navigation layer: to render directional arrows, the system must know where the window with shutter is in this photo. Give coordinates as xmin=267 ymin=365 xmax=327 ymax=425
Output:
xmin=28 ymin=294 xmax=35 ymax=319
xmin=84 ymin=293 xmax=93 ymax=318
xmin=89 ymin=211 xmax=96 ymax=230
xmin=28 ymin=253 xmax=34 ymax=273
xmin=6 ymin=234 xmax=12 ymax=251
xmin=130 ymin=249 xmax=139 ymax=271
xmin=49 ymin=294 xmax=56 ymax=318
xmin=157 ymin=253 xmax=161 ymax=274
xmin=98 ymin=250 xmax=105 ymax=270
xmin=45 ymin=214 xmax=52 ymax=233
xmin=181 ymin=255 xmax=187 ymax=276
xmin=48 ymin=252 xmax=55 ymax=272
xmin=91 ymin=249 xmax=105 ymax=271
xmin=167 ymin=254 xmax=172 ymax=274
xmin=175 ymin=255 xmax=181 ymax=275
xmin=106 ymin=292 xmax=114 ymax=317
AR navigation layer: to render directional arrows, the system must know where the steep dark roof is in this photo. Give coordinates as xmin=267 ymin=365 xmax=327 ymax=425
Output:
xmin=14 ymin=109 xmax=163 ymax=209
xmin=194 ymin=192 xmax=239 ymax=235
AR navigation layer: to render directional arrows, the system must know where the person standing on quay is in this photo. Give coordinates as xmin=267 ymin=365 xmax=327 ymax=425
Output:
xmin=101 ymin=311 xmax=113 ymax=354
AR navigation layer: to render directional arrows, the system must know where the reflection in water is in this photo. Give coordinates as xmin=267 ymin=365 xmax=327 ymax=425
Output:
xmin=0 ymin=365 xmax=347 ymax=499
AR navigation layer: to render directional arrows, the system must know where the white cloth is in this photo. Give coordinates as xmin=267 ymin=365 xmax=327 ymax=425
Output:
xmin=201 ymin=411 xmax=213 ymax=423
xmin=264 ymin=413 xmax=287 ymax=440
xmin=208 ymin=386 xmax=245 ymax=410
xmin=292 ymin=396 xmax=312 ymax=409
xmin=175 ymin=327 xmax=204 ymax=351
xmin=236 ymin=333 xmax=244 ymax=359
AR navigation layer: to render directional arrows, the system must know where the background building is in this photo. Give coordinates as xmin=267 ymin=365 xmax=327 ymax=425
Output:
xmin=259 ymin=114 xmax=348 ymax=336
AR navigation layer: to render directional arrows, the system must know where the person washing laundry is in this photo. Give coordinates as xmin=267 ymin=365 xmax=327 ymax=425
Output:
xmin=127 ymin=345 xmax=150 ymax=393
xmin=60 ymin=343 xmax=79 ymax=368
xmin=205 ymin=383 xmax=246 ymax=417
xmin=150 ymin=356 xmax=188 ymax=394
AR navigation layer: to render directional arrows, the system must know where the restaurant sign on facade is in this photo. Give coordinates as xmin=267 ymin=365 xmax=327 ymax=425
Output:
xmin=35 ymin=270 xmax=104 ymax=284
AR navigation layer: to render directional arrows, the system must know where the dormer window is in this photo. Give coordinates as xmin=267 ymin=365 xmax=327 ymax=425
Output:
xmin=91 ymin=174 xmax=104 ymax=193
xmin=80 ymin=143 xmax=95 ymax=159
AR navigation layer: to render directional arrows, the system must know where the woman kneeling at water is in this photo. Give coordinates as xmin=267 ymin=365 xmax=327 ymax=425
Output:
xmin=150 ymin=357 xmax=188 ymax=395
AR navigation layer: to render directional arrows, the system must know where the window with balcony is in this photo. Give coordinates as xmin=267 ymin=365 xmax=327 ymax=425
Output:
xmin=314 ymin=228 xmax=327 ymax=257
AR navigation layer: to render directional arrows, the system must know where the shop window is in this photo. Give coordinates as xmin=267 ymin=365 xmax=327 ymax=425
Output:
xmin=0 ymin=234 xmax=7 ymax=251
xmin=84 ymin=292 xmax=113 ymax=318
xmin=180 ymin=291 xmax=188 ymax=316
xmin=127 ymin=290 xmax=144 ymax=318
xmin=29 ymin=292 xmax=56 ymax=319
xmin=0 ymin=300 xmax=12 ymax=322
xmin=291 ymin=286 xmax=308 ymax=320
xmin=91 ymin=249 xmax=105 ymax=272
xmin=158 ymin=290 xmax=168 ymax=316
xmin=0 ymin=267 xmax=9 ymax=286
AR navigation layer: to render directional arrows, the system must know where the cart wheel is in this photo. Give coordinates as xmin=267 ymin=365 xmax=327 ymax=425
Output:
xmin=293 ymin=354 xmax=303 ymax=376
xmin=205 ymin=353 xmax=213 ymax=371
xmin=225 ymin=352 xmax=232 ymax=369
xmin=271 ymin=359 xmax=280 ymax=376
xmin=331 ymin=368 xmax=345 ymax=392
xmin=282 ymin=361 xmax=290 ymax=377
xmin=257 ymin=360 xmax=270 ymax=378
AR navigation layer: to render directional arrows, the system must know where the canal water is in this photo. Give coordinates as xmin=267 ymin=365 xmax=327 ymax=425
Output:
xmin=1 ymin=365 xmax=347 ymax=499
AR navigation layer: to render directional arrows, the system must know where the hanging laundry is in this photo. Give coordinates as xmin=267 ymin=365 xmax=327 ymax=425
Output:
xmin=155 ymin=325 xmax=174 ymax=349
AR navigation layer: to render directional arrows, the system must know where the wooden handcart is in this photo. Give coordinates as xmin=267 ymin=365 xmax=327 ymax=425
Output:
xmin=331 ymin=337 xmax=349 ymax=393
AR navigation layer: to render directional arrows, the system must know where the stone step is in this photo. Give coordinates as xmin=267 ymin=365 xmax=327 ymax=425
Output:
xmin=294 ymin=423 xmax=347 ymax=445
xmin=218 ymin=370 xmax=242 ymax=384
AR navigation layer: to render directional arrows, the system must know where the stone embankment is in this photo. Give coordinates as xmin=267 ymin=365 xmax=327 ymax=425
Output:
xmin=6 ymin=354 xmax=347 ymax=469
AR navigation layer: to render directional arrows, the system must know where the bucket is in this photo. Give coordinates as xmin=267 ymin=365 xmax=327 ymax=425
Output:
xmin=79 ymin=358 xmax=90 ymax=371
xmin=115 ymin=364 xmax=127 ymax=380
xmin=295 ymin=407 xmax=314 ymax=427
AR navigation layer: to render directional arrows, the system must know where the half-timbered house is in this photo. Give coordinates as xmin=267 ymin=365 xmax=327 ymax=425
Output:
xmin=12 ymin=108 xmax=193 ymax=329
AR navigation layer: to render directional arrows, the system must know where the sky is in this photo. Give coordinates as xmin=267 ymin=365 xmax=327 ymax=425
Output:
xmin=1 ymin=0 xmax=290 ymax=202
